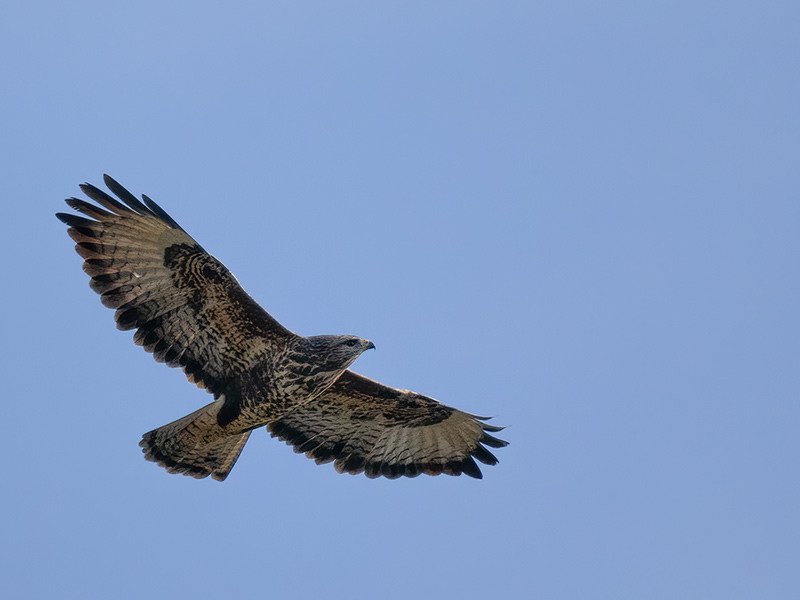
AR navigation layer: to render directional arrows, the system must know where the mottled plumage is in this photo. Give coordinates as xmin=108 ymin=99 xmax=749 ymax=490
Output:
xmin=56 ymin=176 xmax=507 ymax=481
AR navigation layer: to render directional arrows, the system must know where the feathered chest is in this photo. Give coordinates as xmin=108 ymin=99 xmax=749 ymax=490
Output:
xmin=215 ymin=353 xmax=347 ymax=432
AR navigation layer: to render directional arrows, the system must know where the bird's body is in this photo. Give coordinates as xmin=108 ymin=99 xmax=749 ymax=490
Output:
xmin=57 ymin=176 xmax=507 ymax=481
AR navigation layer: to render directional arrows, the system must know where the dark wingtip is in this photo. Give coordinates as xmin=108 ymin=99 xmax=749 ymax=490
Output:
xmin=79 ymin=181 xmax=132 ymax=214
xmin=142 ymin=193 xmax=183 ymax=230
xmin=102 ymin=174 xmax=151 ymax=214
xmin=460 ymin=457 xmax=483 ymax=479
xmin=102 ymin=174 xmax=125 ymax=193
xmin=65 ymin=197 xmax=114 ymax=219
xmin=63 ymin=198 xmax=82 ymax=214
xmin=55 ymin=212 xmax=73 ymax=224
xmin=471 ymin=443 xmax=499 ymax=466
xmin=468 ymin=412 xmax=493 ymax=421
xmin=55 ymin=212 xmax=96 ymax=234
xmin=481 ymin=431 xmax=509 ymax=449
xmin=78 ymin=182 xmax=102 ymax=196
xmin=480 ymin=422 xmax=506 ymax=433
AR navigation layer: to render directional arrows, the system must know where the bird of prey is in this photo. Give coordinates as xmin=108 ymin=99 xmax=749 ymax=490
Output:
xmin=56 ymin=176 xmax=507 ymax=481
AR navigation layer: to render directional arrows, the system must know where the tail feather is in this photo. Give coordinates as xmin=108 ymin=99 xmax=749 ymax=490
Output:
xmin=139 ymin=399 xmax=251 ymax=481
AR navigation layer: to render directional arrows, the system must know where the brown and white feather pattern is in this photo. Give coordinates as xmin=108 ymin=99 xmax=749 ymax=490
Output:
xmin=269 ymin=371 xmax=507 ymax=479
xmin=56 ymin=175 xmax=507 ymax=481
xmin=57 ymin=176 xmax=292 ymax=398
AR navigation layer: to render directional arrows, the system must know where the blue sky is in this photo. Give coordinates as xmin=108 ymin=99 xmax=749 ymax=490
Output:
xmin=2 ymin=2 xmax=798 ymax=598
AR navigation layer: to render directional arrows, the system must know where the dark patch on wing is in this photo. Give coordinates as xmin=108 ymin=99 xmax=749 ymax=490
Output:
xmin=163 ymin=242 xmax=288 ymax=342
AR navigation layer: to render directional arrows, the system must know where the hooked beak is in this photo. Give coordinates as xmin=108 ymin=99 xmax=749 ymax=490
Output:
xmin=364 ymin=340 xmax=376 ymax=350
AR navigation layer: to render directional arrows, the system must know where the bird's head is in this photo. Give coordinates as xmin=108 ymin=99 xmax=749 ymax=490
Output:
xmin=299 ymin=334 xmax=375 ymax=373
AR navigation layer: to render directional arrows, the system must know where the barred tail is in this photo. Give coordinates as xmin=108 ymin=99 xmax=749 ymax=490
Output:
xmin=139 ymin=399 xmax=251 ymax=481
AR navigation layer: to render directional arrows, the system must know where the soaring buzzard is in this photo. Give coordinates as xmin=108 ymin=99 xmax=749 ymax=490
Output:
xmin=56 ymin=176 xmax=507 ymax=481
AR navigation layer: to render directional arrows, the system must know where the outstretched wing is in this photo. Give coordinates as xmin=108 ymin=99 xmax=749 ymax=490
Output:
xmin=56 ymin=174 xmax=293 ymax=398
xmin=268 ymin=371 xmax=508 ymax=479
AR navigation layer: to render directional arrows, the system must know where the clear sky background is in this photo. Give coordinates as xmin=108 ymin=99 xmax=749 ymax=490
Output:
xmin=2 ymin=2 xmax=798 ymax=599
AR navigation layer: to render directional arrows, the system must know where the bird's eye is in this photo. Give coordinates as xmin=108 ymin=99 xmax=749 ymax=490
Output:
xmin=346 ymin=339 xmax=359 ymax=347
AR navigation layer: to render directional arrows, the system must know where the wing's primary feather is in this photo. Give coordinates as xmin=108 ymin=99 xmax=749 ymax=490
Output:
xmin=56 ymin=175 xmax=293 ymax=398
xmin=268 ymin=370 xmax=508 ymax=479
